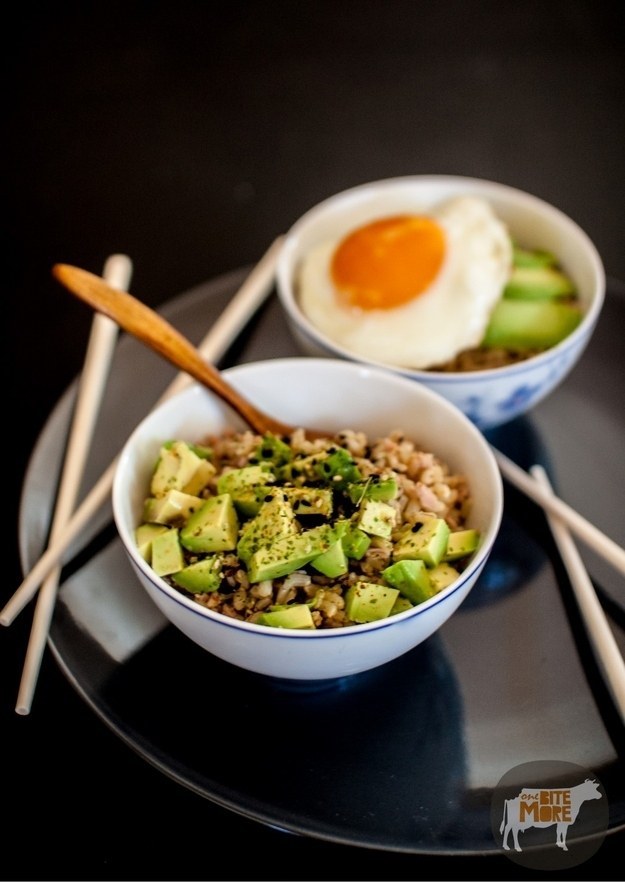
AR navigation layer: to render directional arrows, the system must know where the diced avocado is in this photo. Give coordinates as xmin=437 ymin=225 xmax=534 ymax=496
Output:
xmin=142 ymin=490 xmax=205 ymax=525
xmin=151 ymin=528 xmax=184 ymax=577
xmin=216 ymin=464 xmax=274 ymax=498
xmin=251 ymin=433 xmax=293 ymax=469
xmin=226 ymin=483 xmax=286 ymax=519
xmin=180 ymin=493 xmax=239 ymax=553
xmin=512 ymin=245 xmax=557 ymax=269
xmin=311 ymin=447 xmax=362 ymax=483
xmin=428 ymin=562 xmax=461 ymax=593
xmin=281 ymin=447 xmax=361 ymax=486
xmin=339 ymin=523 xmax=371 ymax=560
xmin=216 ymin=465 xmax=275 ymax=516
xmin=346 ymin=475 xmax=399 ymax=505
xmin=134 ymin=523 xmax=169 ymax=561
xmin=310 ymin=538 xmax=349 ymax=578
xmin=237 ymin=491 xmax=298 ymax=563
xmin=150 ymin=442 xmax=193 ymax=496
xmin=443 ymin=528 xmax=480 ymax=561
xmin=356 ymin=499 xmax=397 ymax=539
xmin=227 ymin=488 xmax=263 ymax=518
xmin=382 ymin=559 xmax=436 ymax=604
xmin=283 ymin=486 xmax=333 ymax=517
xmin=345 ymin=581 xmax=400 ymax=623
xmin=163 ymin=440 xmax=212 ymax=460
xmin=257 ymin=604 xmax=315 ymax=629
xmin=278 ymin=453 xmax=318 ymax=484
xmin=393 ymin=518 xmax=450 ymax=567
xmin=390 ymin=595 xmax=414 ymax=615
xmin=183 ymin=459 xmax=215 ymax=495
xmin=172 ymin=556 xmax=223 ymax=593
xmin=504 ymin=265 xmax=575 ymax=300
xmin=247 ymin=524 xmax=334 ymax=583
xmin=483 ymin=299 xmax=582 ymax=349
xmin=150 ymin=441 xmax=216 ymax=497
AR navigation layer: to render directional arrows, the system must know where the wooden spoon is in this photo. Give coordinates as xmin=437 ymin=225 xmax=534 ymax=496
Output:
xmin=52 ymin=263 xmax=329 ymax=441
xmin=51 ymin=265 xmax=625 ymax=583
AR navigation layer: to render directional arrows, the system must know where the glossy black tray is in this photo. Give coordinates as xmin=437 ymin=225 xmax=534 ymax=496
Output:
xmin=19 ymin=268 xmax=625 ymax=854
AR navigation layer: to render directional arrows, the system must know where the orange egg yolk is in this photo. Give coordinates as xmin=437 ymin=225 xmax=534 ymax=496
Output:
xmin=330 ymin=215 xmax=446 ymax=310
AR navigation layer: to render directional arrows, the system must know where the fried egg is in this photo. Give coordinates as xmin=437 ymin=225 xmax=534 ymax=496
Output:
xmin=297 ymin=196 xmax=513 ymax=369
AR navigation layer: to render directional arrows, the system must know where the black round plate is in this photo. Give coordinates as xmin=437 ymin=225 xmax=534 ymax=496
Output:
xmin=19 ymin=269 xmax=625 ymax=854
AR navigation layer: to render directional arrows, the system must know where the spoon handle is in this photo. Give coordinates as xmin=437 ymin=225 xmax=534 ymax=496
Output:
xmin=52 ymin=264 xmax=293 ymax=438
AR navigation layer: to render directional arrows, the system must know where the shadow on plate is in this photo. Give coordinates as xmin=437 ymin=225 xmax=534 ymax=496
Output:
xmin=101 ymin=626 xmax=473 ymax=848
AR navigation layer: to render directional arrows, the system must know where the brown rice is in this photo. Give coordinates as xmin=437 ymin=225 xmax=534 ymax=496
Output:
xmin=159 ymin=428 xmax=473 ymax=629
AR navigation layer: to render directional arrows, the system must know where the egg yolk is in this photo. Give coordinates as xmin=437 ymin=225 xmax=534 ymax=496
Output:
xmin=330 ymin=215 xmax=446 ymax=310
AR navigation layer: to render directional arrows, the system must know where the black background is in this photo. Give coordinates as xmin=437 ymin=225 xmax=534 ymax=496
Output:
xmin=5 ymin=2 xmax=625 ymax=879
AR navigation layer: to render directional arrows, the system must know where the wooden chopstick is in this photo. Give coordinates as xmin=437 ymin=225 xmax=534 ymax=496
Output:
xmin=15 ymin=254 xmax=133 ymax=714
xmin=531 ymin=465 xmax=625 ymax=725
xmin=493 ymin=448 xmax=625 ymax=579
xmin=3 ymin=237 xmax=283 ymax=631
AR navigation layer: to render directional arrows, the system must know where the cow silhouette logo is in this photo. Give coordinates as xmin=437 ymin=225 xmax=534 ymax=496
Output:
xmin=500 ymin=778 xmax=602 ymax=852
xmin=491 ymin=761 xmax=609 ymax=870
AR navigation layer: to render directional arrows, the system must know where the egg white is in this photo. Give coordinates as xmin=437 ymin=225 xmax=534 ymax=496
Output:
xmin=297 ymin=196 xmax=513 ymax=369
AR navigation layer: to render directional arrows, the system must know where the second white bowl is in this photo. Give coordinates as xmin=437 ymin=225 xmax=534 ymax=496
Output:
xmin=276 ymin=176 xmax=605 ymax=430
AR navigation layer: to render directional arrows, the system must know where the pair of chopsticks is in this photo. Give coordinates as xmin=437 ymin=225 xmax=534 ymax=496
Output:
xmin=532 ymin=466 xmax=625 ymax=725
xmin=7 ymin=237 xmax=283 ymax=714
xmin=5 ymin=233 xmax=625 ymax=720
xmin=14 ymin=253 xmax=133 ymax=714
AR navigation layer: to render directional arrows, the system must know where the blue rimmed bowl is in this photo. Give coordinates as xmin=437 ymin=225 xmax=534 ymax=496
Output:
xmin=112 ymin=358 xmax=503 ymax=681
xmin=275 ymin=176 xmax=605 ymax=430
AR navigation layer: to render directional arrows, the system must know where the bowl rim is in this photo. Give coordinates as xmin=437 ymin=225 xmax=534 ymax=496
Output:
xmin=112 ymin=357 xmax=504 ymax=640
xmin=275 ymin=174 xmax=606 ymax=379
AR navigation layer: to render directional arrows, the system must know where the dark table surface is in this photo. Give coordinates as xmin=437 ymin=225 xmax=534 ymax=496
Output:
xmin=5 ymin=3 xmax=625 ymax=880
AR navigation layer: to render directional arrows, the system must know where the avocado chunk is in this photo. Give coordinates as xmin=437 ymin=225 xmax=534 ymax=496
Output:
xmin=337 ymin=521 xmax=371 ymax=560
xmin=345 ymin=581 xmax=400 ymax=623
xmin=310 ymin=447 xmax=362 ymax=483
xmin=390 ymin=595 xmax=414 ymax=615
xmin=217 ymin=465 xmax=274 ymax=498
xmin=428 ymin=562 xmax=461 ymax=593
xmin=356 ymin=499 xmax=397 ymax=539
xmin=283 ymin=486 xmax=333 ymax=517
xmin=483 ymin=299 xmax=582 ymax=349
xmin=346 ymin=475 xmax=398 ymax=505
xmin=310 ymin=538 xmax=349 ymax=578
xmin=443 ymin=528 xmax=480 ymax=561
xmin=151 ymin=528 xmax=184 ymax=577
xmin=512 ymin=245 xmax=557 ymax=269
xmin=164 ymin=440 xmax=212 ymax=460
xmin=225 ymin=488 xmax=264 ymax=518
xmin=216 ymin=465 xmax=276 ymax=517
xmin=237 ymin=491 xmax=297 ymax=563
xmin=247 ymin=524 xmax=334 ymax=583
xmin=143 ymin=490 xmax=205 ymax=525
xmin=150 ymin=440 xmax=216 ymax=497
xmin=382 ymin=559 xmax=436 ymax=604
xmin=180 ymin=493 xmax=239 ymax=553
xmin=503 ymin=265 xmax=575 ymax=300
xmin=135 ymin=523 xmax=169 ymax=561
xmin=281 ymin=447 xmax=361 ymax=485
xmin=251 ymin=433 xmax=293 ymax=469
xmin=257 ymin=604 xmax=315 ymax=629
xmin=172 ymin=556 xmax=223 ymax=593
xmin=393 ymin=517 xmax=450 ymax=567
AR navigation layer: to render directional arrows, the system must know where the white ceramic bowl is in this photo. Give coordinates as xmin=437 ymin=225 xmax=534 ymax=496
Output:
xmin=113 ymin=358 xmax=503 ymax=681
xmin=276 ymin=176 xmax=605 ymax=430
